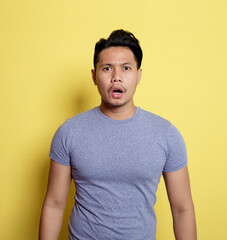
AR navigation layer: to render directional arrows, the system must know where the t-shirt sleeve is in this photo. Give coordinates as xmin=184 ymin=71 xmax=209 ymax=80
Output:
xmin=163 ymin=123 xmax=187 ymax=172
xmin=49 ymin=121 xmax=71 ymax=166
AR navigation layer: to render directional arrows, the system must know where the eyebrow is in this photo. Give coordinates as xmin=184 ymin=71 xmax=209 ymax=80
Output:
xmin=121 ymin=62 xmax=133 ymax=66
xmin=99 ymin=63 xmax=112 ymax=67
xmin=99 ymin=62 xmax=133 ymax=67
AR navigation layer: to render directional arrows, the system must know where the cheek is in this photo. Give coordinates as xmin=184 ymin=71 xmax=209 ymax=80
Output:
xmin=97 ymin=81 xmax=108 ymax=94
xmin=126 ymin=77 xmax=139 ymax=89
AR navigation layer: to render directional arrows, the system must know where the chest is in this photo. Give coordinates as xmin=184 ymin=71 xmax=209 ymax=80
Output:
xmin=69 ymin=125 xmax=167 ymax=183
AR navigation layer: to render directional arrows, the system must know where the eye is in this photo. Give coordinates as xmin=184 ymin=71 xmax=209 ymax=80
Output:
xmin=123 ymin=66 xmax=130 ymax=70
xmin=103 ymin=66 xmax=111 ymax=71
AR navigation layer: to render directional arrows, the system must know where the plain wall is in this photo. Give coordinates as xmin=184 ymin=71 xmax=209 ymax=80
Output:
xmin=0 ymin=0 xmax=227 ymax=239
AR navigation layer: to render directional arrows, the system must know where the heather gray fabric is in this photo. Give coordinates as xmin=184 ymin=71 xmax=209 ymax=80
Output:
xmin=49 ymin=107 xmax=187 ymax=240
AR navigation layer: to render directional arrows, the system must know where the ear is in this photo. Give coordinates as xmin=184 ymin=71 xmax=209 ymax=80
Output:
xmin=137 ymin=68 xmax=142 ymax=85
xmin=91 ymin=69 xmax=97 ymax=85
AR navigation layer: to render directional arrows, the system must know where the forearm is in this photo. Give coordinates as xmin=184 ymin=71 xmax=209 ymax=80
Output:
xmin=39 ymin=201 xmax=65 ymax=240
xmin=172 ymin=207 xmax=197 ymax=240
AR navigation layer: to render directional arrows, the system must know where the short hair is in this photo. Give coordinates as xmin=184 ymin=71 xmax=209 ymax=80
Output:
xmin=93 ymin=29 xmax=143 ymax=69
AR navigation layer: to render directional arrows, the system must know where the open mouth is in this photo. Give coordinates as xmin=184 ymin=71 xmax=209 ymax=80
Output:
xmin=111 ymin=87 xmax=124 ymax=98
xmin=113 ymin=89 xmax=123 ymax=94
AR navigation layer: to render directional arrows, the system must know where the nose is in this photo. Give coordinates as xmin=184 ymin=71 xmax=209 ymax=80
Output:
xmin=111 ymin=68 xmax=122 ymax=83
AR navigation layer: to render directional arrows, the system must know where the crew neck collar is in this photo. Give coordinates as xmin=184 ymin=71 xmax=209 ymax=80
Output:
xmin=96 ymin=106 xmax=140 ymax=122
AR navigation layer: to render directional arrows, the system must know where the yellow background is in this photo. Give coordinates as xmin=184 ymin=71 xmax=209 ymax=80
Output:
xmin=1 ymin=0 xmax=226 ymax=239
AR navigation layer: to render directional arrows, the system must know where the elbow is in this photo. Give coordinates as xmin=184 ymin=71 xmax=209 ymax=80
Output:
xmin=171 ymin=200 xmax=195 ymax=216
xmin=43 ymin=194 xmax=68 ymax=210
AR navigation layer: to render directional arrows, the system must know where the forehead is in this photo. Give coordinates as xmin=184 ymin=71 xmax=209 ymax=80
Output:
xmin=98 ymin=47 xmax=136 ymax=65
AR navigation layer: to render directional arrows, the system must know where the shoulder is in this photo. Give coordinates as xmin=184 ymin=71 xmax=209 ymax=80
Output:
xmin=52 ymin=107 xmax=98 ymax=134
xmin=138 ymin=108 xmax=185 ymax=143
xmin=138 ymin=107 xmax=172 ymax=131
xmin=50 ymin=108 xmax=99 ymax=154
xmin=63 ymin=107 xmax=99 ymax=128
xmin=138 ymin=108 xmax=187 ymax=171
xmin=68 ymin=107 xmax=98 ymax=122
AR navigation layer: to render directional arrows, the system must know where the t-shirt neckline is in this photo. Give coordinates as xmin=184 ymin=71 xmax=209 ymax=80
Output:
xmin=96 ymin=106 xmax=140 ymax=123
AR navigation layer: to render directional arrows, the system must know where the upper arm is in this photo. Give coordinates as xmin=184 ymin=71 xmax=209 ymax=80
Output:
xmin=163 ymin=166 xmax=194 ymax=213
xmin=44 ymin=159 xmax=72 ymax=209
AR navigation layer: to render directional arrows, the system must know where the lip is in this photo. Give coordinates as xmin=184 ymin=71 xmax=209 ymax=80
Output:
xmin=110 ymin=86 xmax=124 ymax=99
xmin=111 ymin=86 xmax=124 ymax=92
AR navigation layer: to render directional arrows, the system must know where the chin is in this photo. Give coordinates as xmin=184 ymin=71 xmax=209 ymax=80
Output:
xmin=102 ymin=98 xmax=132 ymax=109
xmin=106 ymin=101 xmax=129 ymax=108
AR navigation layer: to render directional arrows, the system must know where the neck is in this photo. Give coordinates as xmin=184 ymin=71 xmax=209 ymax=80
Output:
xmin=99 ymin=102 xmax=136 ymax=120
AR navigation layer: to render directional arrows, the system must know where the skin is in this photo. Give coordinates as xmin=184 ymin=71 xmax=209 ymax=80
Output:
xmin=39 ymin=46 xmax=196 ymax=240
xmin=91 ymin=46 xmax=142 ymax=120
xmin=39 ymin=161 xmax=71 ymax=240
xmin=163 ymin=167 xmax=197 ymax=239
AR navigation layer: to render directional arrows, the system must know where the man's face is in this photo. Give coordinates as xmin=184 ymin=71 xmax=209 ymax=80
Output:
xmin=91 ymin=46 xmax=142 ymax=109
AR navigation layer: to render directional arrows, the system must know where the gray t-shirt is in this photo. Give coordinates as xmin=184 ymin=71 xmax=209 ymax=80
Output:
xmin=49 ymin=107 xmax=187 ymax=240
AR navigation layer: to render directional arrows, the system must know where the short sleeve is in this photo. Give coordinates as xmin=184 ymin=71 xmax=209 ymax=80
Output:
xmin=49 ymin=121 xmax=71 ymax=166
xmin=163 ymin=124 xmax=187 ymax=172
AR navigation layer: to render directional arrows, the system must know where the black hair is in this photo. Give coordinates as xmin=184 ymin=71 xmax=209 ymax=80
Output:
xmin=93 ymin=29 xmax=143 ymax=69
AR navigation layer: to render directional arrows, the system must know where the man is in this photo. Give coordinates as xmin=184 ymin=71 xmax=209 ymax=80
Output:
xmin=39 ymin=29 xmax=197 ymax=240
